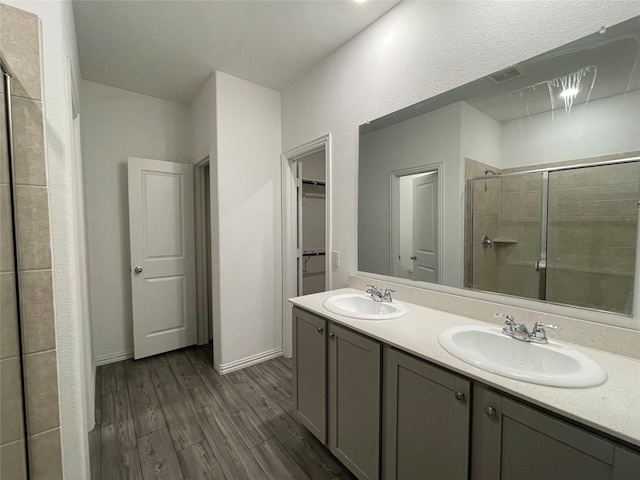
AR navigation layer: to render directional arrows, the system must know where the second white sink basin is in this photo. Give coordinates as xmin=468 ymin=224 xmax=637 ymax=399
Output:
xmin=323 ymin=293 xmax=408 ymax=320
xmin=438 ymin=325 xmax=607 ymax=388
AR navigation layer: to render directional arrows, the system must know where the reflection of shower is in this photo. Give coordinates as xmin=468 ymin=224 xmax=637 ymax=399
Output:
xmin=483 ymin=169 xmax=500 ymax=191
xmin=469 ymin=158 xmax=640 ymax=315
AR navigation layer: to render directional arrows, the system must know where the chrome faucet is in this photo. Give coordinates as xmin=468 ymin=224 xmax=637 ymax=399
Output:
xmin=366 ymin=285 xmax=382 ymax=301
xmin=494 ymin=313 xmax=559 ymax=344
xmin=530 ymin=321 xmax=560 ymax=344
xmin=381 ymin=288 xmax=396 ymax=302
xmin=366 ymin=285 xmax=395 ymax=303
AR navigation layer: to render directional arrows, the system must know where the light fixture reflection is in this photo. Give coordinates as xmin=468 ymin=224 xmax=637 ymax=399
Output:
xmin=560 ymin=87 xmax=580 ymax=98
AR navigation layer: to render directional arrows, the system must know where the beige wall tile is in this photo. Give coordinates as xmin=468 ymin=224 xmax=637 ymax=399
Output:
xmin=472 ymin=264 xmax=498 ymax=291
xmin=11 ymin=96 xmax=46 ymax=186
xmin=550 ymin=162 xmax=640 ymax=189
xmin=472 ymin=214 xmax=498 ymax=240
xmin=0 ymin=439 xmax=27 ymax=480
xmin=0 ymin=356 xmax=26 ymax=445
xmin=29 ymin=428 xmax=63 ymax=480
xmin=501 ymin=175 xmax=523 ymax=193
xmin=550 ymin=183 xmax=638 ymax=205
xmin=497 ymin=264 xmax=539 ymax=299
xmin=0 ymin=86 xmax=7 ymax=185
xmin=0 ymin=272 xmax=19 ymax=359
xmin=24 ymin=350 xmax=60 ymax=434
xmin=14 ymin=185 xmax=51 ymax=271
xmin=0 ymin=184 xmax=15 ymax=273
xmin=520 ymin=191 xmax=542 ymax=217
xmin=500 ymin=192 xmax=523 ymax=218
xmin=0 ymin=4 xmax=42 ymax=101
xmin=19 ymin=270 xmax=55 ymax=354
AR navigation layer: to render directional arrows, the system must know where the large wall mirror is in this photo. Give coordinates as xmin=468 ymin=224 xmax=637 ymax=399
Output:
xmin=358 ymin=15 xmax=640 ymax=318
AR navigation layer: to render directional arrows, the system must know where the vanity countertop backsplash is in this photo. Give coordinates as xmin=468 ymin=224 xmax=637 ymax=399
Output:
xmin=289 ymin=277 xmax=640 ymax=448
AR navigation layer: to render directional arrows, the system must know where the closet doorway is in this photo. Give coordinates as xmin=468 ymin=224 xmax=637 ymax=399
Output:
xmin=298 ymin=153 xmax=327 ymax=295
xmin=282 ymin=134 xmax=332 ymax=357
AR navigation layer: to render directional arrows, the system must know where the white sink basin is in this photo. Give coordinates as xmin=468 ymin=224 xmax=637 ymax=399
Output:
xmin=438 ymin=326 xmax=607 ymax=388
xmin=323 ymin=293 xmax=408 ymax=320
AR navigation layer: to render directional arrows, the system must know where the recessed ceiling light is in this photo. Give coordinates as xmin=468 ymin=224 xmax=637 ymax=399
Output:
xmin=354 ymin=0 xmax=368 ymax=3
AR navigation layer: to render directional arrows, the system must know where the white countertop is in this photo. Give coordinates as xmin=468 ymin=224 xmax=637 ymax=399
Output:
xmin=290 ymin=288 xmax=640 ymax=448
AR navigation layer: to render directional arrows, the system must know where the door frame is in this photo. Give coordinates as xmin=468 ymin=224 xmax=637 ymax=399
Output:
xmin=282 ymin=134 xmax=332 ymax=358
xmin=389 ymin=163 xmax=443 ymax=282
xmin=193 ymin=154 xmax=210 ymax=345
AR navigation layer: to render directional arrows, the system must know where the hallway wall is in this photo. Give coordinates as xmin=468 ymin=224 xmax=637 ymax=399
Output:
xmin=80 ymin=80 xmax=191 ymax=363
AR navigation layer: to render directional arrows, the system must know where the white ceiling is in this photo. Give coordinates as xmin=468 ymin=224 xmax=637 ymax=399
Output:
xmin=73 ymin=0 xmax=400 ymax=103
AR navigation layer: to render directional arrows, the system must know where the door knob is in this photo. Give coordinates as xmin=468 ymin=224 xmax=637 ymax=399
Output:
xmin=454 ymin=391 xmax=465 ymax=401
xmin=134 ymin=266 xmax=143 ymax=274
xmin=410 ymin=255 xmax=417 ymax=260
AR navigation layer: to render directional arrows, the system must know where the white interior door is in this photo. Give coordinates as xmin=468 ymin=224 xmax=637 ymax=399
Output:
xmin=128 ymin=157 xmax=196 ymax=359
xmin=412 ymin=172 xmax=438 ymax=282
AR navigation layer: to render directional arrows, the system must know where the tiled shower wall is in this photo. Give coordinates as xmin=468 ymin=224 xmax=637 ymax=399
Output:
xmin=0 ymin=3 xmax=63 ymax=479
xmin=465 ymin=158 xmax=499 ymax=290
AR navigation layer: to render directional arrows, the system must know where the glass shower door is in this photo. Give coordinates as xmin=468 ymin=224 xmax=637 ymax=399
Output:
xmin=546 ymin=162 xmax=640 ymax=314
xmin=471 ymin=171 xmax=545 ymax=301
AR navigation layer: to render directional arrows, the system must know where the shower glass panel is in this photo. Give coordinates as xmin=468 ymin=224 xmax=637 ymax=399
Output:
xmin=470 ymin=159 xmax=640 ymax=313
xmin=1 ymin=66 xmax=29 ymax=479
xmin=471 ymin=172 xmax=544 ymax=300
xmin=547 ymin=162 xmax=640 ymax=315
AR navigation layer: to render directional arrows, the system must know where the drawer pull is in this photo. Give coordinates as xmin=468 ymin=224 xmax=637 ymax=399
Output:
xmin=317 ymin=326 xmax=324 ymax=333
xmin=329 ymin=333 xmax=335 ymax=339
xmin=455 ymin=391 xmax=465 ymax=401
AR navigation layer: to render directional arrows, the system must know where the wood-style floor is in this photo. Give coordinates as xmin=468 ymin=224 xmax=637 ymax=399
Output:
xmin=89 ymin=344 xmax=356 ymax=480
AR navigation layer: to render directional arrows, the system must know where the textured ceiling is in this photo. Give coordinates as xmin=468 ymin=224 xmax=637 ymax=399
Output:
xmin=73 ymin=0 xmax=400 ymax=103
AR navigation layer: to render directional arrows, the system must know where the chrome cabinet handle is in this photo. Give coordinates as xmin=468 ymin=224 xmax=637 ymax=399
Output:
xmin=134 ymin=266 xmax=143 ymax=274
xmin=454 ymin=391 xmax=465 ymax=401
xmin=317 ymin=326 xmax=324 ymax=333
xmin=486 ymin=405 xmax=497 ymax=418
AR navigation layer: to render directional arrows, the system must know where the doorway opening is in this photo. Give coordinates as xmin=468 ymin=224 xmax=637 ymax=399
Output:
xmin=297 ymin=153 xmax=327 ymax=295
xmin=390 ymin=165 xmax=442 ymax=283
xmin=194 ymin=157 xmax=213 ymax=346
xmin=282 ymin=134 xmax=332 ymax=357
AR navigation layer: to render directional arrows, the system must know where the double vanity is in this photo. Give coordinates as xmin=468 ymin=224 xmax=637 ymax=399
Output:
xmin=290 ymin=288 xmax=640 ymax=480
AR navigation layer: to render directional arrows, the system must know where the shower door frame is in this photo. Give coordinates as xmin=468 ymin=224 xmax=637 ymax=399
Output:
xmin=469 ymin=155 xmax=640 ymax=306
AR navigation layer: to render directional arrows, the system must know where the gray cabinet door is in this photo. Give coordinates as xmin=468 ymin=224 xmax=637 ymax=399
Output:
xmin=328 ymin=323 xmax=381 ymax=480
xmin=472 ymin=385 xmax=640 ymax=480
xmin=292 ymin=307 xmax=327 ymax=443
xmin=383 ymin=347 xmax=471 ymax=480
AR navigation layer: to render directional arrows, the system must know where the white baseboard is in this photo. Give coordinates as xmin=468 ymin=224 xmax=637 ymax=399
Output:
xmin=218 ymin=348 xmax=283 ymax=375
xmin=95 ymin=350 xmax=134 ymax=366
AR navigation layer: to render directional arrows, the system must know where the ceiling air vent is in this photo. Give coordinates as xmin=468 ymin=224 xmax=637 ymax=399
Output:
xmin=488 ymin=65 xmax=525 ymax=84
